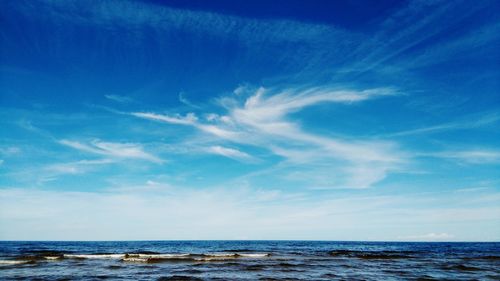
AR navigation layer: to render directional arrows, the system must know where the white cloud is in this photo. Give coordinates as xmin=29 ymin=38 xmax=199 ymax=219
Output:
xmin=132 ymin=112 xmax=241 ymax=140
xmin=387 ymin=113 xmax=500 ymax=137
xmin=105 ymin=94 xmax=133 ymax=103
xmin=422 ymin=149 xmax=500 ymax=164
xmin=206 ymin=145 xmax=255 ymax=162
xmin=132 ymin=86 xmax=404 ymax=188
xmin=59 ymin=139 xmax=163 ymax=163
xmin=131 ymin=112 xmax=197 ymax=125
xmin=400 ymin=232 xmax=455 ymax=241
xmin=107 ymin=179 xmax=173 ymax=192
xmin=45 ymin=159 xmax=115 ymax=175
xmin=178 ymin=92 xmax=200 ymax=109
xmin=441 ymin=150 xmax=500 ymax=163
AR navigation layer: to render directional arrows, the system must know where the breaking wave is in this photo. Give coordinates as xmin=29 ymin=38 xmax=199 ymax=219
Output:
xmin=1 ymin=252 xmax=273 ymax=264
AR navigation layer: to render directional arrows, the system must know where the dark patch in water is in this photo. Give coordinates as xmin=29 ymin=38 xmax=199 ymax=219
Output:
xmin=128 ymin=251 xmax=160 ymax=254
xmin=107 ymin=265 xmax=123 ymax=270
xmin=442 ymin=264 xmax=482 ymax=271
xmin=14 ymin=256 xmax=42 ymax=261
xmin=223 ymin=249 xmax=254 ymax=252
xmin=463 ymin=255 xmax=500 ymax=261
xmin=15 ymin=252 xmax=63 ymax=261
xmin=415 ymin=277 xmax=440 ymax=281
xmin=277 ymin=262 xmax=295 ymax=267
xmin=328 ymin=250 xmax=414 ymax=259
xmin=322 ymin=273 xmax=338 ymax=278
xmin=245 ymin=264 xmax=265 ymax=271
xmin=28 ymin=250 xmax=68 ymax=256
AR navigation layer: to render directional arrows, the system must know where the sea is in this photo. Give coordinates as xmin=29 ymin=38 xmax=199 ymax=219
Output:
xmin=0 ymin=241 xmax=498 ymax=280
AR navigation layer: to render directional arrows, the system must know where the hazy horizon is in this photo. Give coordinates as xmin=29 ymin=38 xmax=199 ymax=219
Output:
xmin=1 ymin=0 xmax=499 ymax=242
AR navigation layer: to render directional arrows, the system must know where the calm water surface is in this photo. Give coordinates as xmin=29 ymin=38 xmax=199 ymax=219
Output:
xmin=0 ymin=241 xmax=498 ymax=280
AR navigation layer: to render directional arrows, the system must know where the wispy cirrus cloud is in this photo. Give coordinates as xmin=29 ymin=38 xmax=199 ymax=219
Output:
xmin=132 ymin=86 xmax=404 ymax=188
xmin=178 ymin=92 xmax=201 ymax=109
xmin=46 ymin=159 xmax=115 ymax=175
xmin=105 ymin=94 xmax=133 ymax=103
xmin=206 ymin=145 xmax=255 ymax=162
xmin=424 ymin=149 xmax=500 ymax=164
xmin=37 ymin=159 xmax=117 ymax=183
xmin=335 ymin=0 xmax=493 ymax=77
xmin=131 ymin=112 xmax=241 ymax=140
xmin=386 ymin=112 xmax=500 ymax=137
xmin=59 ymin=139 xmax=163 ymax=163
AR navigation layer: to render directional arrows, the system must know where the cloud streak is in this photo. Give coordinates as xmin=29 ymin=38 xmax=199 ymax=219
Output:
xmin=105 ymin=94 xmax=133 ymax=103
xmin=386 ymin=113 xmax=500 ymax=137
xmin=206 ymin=145 xmax=255 ymax=162
xmin=59 ymin=139 xmax=163 ymax=163
xmin=425 ymin=150 xmax=500 ymax=164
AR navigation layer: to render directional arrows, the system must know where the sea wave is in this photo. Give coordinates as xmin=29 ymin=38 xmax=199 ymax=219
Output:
xmin=122 ymin=252 xmax=270 ymax=263
xmin=126 ymin=253 xmax=190 ymax=259
xmin=64 ymin=254 xmax=126 ymax=259
xmin=44 ymin=256 xmax=61 ymax=260
xmin=0 ymin=241 xmax=496 ymax=280
xmin=0 ymin=260 xmax=32 ymax=265
xmin=47 ymin=252 xmax=273 ymax=263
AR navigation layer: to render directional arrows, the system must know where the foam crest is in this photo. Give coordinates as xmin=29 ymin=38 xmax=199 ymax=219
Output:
xmin=238 ymin=253 xmax=270 ymax=258
xmin=44 ymin=256 xmax=61 ymax=260
xmin=64 ymin=254 xmax=125 ymax=259
xmin=127 ymin=253 xmax=190 ymax=259
xmin=122 ymin=257 xmax=149 ymax=263
xmin=0 ymin=260 xmax=31 ymax=265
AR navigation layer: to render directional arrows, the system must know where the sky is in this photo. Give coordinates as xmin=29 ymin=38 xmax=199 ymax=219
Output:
xmin=0 ymin=0 xmax=499 ymax=241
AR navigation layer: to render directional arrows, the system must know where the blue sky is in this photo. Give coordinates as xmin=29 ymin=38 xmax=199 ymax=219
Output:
xmin=0 ymin=0 xmax=499 ymax=241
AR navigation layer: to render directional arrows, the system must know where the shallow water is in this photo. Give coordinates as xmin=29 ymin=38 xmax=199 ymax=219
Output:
xmin=0 ymin=241 xmax=498 ymax=280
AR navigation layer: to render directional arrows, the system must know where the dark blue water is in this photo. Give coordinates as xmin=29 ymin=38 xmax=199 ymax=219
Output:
xmin=0 ymin=241 xmax=498 ymax=280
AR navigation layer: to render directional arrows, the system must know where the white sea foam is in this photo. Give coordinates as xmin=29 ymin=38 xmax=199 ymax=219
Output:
xmin=122 ymin=257 xmax=149 ymax=262
xmin=193 ymin=252 xmax=269 ymax=261
xmin=238 ymin=253 xmax=270 ymax=258
xmin=44 ymin=256 xmax=61 ymax=260
xmin=204 ymin=253 xmax=237 ymax=257
xmin=0 ymin=260 xmax=30 ymax=265
xmin=128 ymin=253 xmax=190 ymax=259
xmin=58 ymin=252 xmax=269 ymax=263
xmin=64 ymin=254 xmax=125 ymax=259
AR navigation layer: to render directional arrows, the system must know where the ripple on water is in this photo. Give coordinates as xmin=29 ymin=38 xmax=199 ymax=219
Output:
xmin=157 ymin=276 xmax=203 ymax=281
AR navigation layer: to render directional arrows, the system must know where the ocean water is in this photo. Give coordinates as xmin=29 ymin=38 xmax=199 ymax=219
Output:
xmin=0 ymin=241 xmax=498 ymax=280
